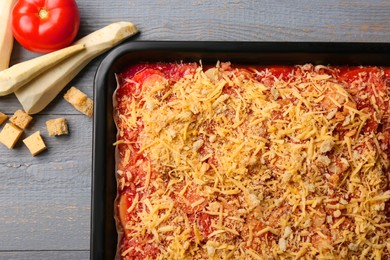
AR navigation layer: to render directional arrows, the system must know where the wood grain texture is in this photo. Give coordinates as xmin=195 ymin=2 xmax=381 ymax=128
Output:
xmin=0 ymin=251 xmax=89 ymax=260
xmin=0 ymin=115 xmax=91 ymax=251
xmin=0 ymin=0 xmax=389 ymax=258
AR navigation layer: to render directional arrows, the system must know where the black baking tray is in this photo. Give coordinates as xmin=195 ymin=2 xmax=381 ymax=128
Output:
xmin=91 ymin=41 xmax=390 ymax=260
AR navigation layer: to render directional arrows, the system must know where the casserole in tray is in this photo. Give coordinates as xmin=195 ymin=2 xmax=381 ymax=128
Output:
xmin=92 ymin=42 xmax=390 ymax=260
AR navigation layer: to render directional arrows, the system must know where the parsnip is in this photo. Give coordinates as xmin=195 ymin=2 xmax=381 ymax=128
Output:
xmin=0 ymin=44 xmax=85 ymax=96
xmin=15 ymin=22 xmax=138 ymax=114
xmin=0 ymin=0 xmax=17 ymax=71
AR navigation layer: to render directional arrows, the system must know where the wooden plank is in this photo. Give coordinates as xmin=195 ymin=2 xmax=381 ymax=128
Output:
xmin=0 ymin=115 xmax=91 ymax=250
xmin=0 ymin=251 xmax=89 ymax=260
xmin=78 ymin=0 xmax=390 ymax=42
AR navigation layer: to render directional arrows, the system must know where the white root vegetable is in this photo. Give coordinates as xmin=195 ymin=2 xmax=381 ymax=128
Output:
xmin=15 ymin=22 xmax=139 ymax=114
xmin=0 ymin=44 xmax=85 ymax=96
xmin=0 ymin=0 xmax=17 ymax=71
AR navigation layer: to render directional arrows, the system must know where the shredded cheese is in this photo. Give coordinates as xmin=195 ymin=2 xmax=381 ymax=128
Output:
xmin=114 ymin=62 xmax=390 ymax=259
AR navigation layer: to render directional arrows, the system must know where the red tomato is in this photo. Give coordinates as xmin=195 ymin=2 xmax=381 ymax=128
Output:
xmin=12 ymin=0 xmax=80 ymax=53
xmin=268 ymin=66 xmax=294 ymax=79
xmin=338 ymin=67 xmax=380 ymax=81
xmin=132 ymin=69 xmax=165 ymax=84
xmin=384 ymin=68 xmax=390 ymax=79
xmin=198 ymin=213 xmax=212 ymax=237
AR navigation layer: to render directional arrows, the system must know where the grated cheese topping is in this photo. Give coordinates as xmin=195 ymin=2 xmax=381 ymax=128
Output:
xmin=114 ymin=62 xmax=390 ymax=259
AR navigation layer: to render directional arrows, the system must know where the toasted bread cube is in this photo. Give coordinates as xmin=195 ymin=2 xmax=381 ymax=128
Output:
xmin=0 ymin=123 xmax=23 ymax=149
xmin=64 ymin=86 xmax=93 ymax=117
xmin=10 ymin=109 xmax=33 ymax=129
xmin=46 ymin=118 xmax=69 ymax=136
xmin=0 ymin=112 xmax=8 ymax=125
xmin=23 ymin=131 xmax=46 ymax=156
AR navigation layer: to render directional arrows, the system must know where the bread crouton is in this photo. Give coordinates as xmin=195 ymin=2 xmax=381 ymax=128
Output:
xmin=10 ymin=109 xmax=32 ymax=129
xmin=64 ymin=86 xmax=93 ymax=117
xmin=46 ymin=118 xmax=69 ymax=136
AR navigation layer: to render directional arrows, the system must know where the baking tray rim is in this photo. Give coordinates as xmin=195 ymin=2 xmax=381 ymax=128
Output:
xmin=91 ymin=41 xmax=390 ymax=260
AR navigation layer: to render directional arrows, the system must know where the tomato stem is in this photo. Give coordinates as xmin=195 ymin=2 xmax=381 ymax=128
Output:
xmin=38 ymin=8 xmax=49 ymax=19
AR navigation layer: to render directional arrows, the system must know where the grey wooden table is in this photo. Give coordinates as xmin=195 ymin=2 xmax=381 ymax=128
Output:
xmin=0 ymin=0 xmax=389 ymax=259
